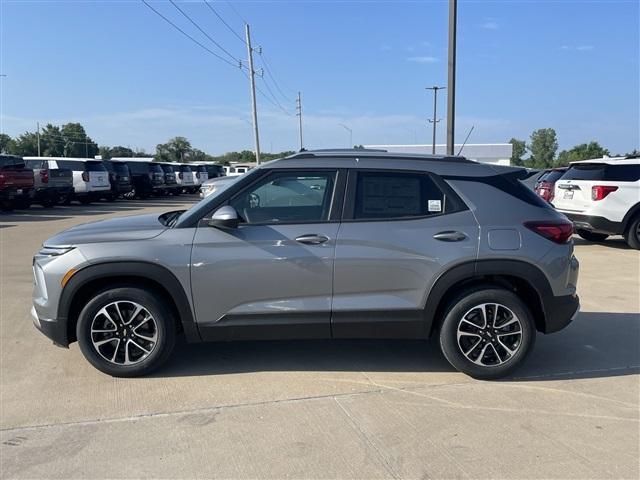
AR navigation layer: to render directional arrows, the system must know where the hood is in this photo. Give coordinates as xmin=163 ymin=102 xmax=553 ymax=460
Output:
xmin=44 ymin=213 xmax=168 ymax=246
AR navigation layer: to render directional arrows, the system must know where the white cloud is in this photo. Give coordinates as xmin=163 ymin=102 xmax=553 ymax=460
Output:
xmin=406 ymin=56 xmax=439 ymax=64
xmin=481 ymin=21 xmax=499 ymax=30
xmin=576 ymin=45 xmax=595 ymax=51
xmin=379 ymin=44 xmax=392 ymax=52
xmin=560 ymin=45 xmax=595 ymax=51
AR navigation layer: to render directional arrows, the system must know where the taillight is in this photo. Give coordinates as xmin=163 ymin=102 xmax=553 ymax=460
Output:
xmin=524 ymin=220 xmax=573 ymax=244
xmin=40 ymin=169 xmax=49 ymax=184
xmin=179 ymin=172 xmax=183 ymax=179
xmin=81 ymin=171 xmax=89 ymax=182
xmin=196 ymin=172 xmax=201 ymax=179
xmin=591 ymin=185 xmax=618 ymax=201
xmin=536 ymin=181 xmax=554 ymax=202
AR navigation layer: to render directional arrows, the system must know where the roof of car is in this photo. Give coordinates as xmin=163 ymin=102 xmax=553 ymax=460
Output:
xmin=281 ymin=148 xmax=475 ymax=163
xmin=570 ymin=156 xmax=640 ymax=166
xmin=23 ymin=156 xmax=101 ymax=162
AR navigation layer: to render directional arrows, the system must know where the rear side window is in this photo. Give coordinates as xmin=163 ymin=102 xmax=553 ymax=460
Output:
xmin=57 ymin=161 xmax=85 ymax=171
xmin=87 ymin=161 xmax=107 ymax=172
xmin=24 ymin=160 xmax=45 ymax=169
xmin=563 ymin=163 xmax=640 ymax=182
xmin=127 ymin=162 xmax=150 ymax=174
xmin=149 ymin=164 xmax=164 ymax=174
xmin=352 ymin=171 xmax=451 ymax=220
xmin=0 ymin=156 xmax=25 ymax=168
xmin=161 ymin=164 xmax=174 ymax=173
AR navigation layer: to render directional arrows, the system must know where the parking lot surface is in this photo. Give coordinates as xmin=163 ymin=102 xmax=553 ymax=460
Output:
xmin=1 ymin=199 xmax=639 ymax=479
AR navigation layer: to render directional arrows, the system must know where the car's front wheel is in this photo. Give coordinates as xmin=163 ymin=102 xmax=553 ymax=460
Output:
xmin=439 ymin=287 xmax=536 ymax=380
xmin=76 ymin=287 xmax=176 ymax=377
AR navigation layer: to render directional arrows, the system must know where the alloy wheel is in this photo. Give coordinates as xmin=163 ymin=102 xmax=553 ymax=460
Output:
xmin=456 ymin=303 xmax=523 ymax=367
xmin=90 ymin=301 xmax=158 ymax=365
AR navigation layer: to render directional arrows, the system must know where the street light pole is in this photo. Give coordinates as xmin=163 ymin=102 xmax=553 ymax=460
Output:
xmin=446 ymin=0 xmax=458 ymax=155
xmin=426 ymin=86 xmax=445 ymax=154
xmin=338 ymin=123 xmax=353 ymax=148
xmin=296 ymin=92 xmax=303 ymax=150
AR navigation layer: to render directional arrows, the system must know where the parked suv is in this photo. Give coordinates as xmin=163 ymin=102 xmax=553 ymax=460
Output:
xmin=112 ymin=158 xmax=164 ymax=198
xmin=31 ymin=149 xmax=579 ymax=379
xmin=157 ymin=163 xmax=179 ymax=196
xmin=0 ymin=155 xmax=35 ymax=210
xmin=55 ymin=158 xmax=110 ymax=204
xmin=534 ymin=167 xmax=567 ymax=203
xmin=23 ymin=158 xmax=74 ymax=207
xmin=103 ymin=160 xmax=133 ymax=200
xmin=553 ymin=157 xmax=640 ymax=249
xmin=173 ymin=163 xmax=196 ymax=193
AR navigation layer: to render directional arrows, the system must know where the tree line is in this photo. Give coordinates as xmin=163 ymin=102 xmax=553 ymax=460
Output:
xmin=508 ymin=128 xmax=636 ymax=169
xmin=0 ymin=123 xmax=293 ymax=165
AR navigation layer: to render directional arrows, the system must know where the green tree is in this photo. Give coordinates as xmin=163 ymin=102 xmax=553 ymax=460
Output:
xmin=12 ymin=131 xmax=39 ymax=156
xmin=61 ymin=122 xmax=98 ymax=158
xmin=529 ymin=128 xmax=558 ymax=168
xmin=0 ymin=133 xmax=15 ymax=153
xmin=109 ymin=146 xmax=136 ymax=158
xmin=508 ymin=138 xmax=527 ymax=166
xmin=156 ymin=136 xmax=192 ymax=162
xmin=40 ymin=124 xmax=64 ymax=157
xmin=556 ymin=141 xmax=610 ymax=166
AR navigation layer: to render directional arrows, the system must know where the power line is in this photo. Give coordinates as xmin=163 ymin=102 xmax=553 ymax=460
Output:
xmin=226 ymin=1 xmax=248 ymax=25
xmin=168 ymin=0 xmax=240 ymax=64
xmin=141 ymin=0 xmax=239 ymax=69
xmin=259 ymin=74 xmax=291 ymax=115
xmin=203 ymin=0 xmax=246 ymax=45
xmin=258 ymin=51 xmax=293 ymax=102
xmin=240 ymin=68 xmax=292 ymax=116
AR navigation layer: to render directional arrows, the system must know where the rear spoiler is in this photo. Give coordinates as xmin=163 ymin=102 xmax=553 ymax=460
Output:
xmin=486 ymin=164 xmax=529 ymax=180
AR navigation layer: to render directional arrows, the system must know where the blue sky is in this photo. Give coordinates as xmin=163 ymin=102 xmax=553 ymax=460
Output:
xmin=1 ymin=0 xmax=638 ymax=155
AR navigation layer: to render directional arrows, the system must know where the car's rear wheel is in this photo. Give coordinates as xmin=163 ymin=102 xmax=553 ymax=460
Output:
xmin=576 ymin=229 xmax=608 ymax=242
xmin=624 ymin=215 xmax=640 ymax=250
xmin=439 ymin=287 xmax=536 ymax=380
xmin=77 ymin=287 xmax=176 ymax=377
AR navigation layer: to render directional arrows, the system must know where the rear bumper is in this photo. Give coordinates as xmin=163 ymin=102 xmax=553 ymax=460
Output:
xmin=1 ymin=187 xmax=35 ymax=200
xmin=542 ymin=293 xmax=580 ymax=334
xmin=31 ymin=306 xmax=68 ymax=348
xmin=561 ymin=212 xmax=623 ymax=235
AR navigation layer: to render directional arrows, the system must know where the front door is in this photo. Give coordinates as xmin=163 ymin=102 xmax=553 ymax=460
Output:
xmin=191 ymin=169 xmax=342 ymax=341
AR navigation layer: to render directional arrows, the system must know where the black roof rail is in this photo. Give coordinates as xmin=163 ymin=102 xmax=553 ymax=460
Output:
xmin=283 ymin=149 xmax=474 ymax=164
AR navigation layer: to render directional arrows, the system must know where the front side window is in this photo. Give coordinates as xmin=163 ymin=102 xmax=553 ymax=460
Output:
xmin=353 ymin=171 xmax=446 ymax=220
xmin=230 ymin=170 xmax=336 ymax=224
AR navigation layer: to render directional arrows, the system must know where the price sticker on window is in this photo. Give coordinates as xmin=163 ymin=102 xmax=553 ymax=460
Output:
xmin=428 ymin=199 xmax=442 ymax=212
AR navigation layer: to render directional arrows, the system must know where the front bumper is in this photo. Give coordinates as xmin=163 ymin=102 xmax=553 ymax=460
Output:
xmin=31 ymin=306 xmax=69 ymax=347
xmin=561 ymin=212 xmax=623 ymax=236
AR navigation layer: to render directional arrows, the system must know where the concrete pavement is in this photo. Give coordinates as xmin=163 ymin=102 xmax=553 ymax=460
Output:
xmin=1 ymin=199 xmax=638 ymax=479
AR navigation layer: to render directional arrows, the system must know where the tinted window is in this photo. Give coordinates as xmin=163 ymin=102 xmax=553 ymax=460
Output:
xmin=196 ymin=165 xmax=207 ymax=173
xmin=127 ymin=162 xmax=150 ymax=174
xmin=543 ymin=170 xmax=566 ymax=183
xmin=112 ymin=163 xmax=129 ymax=175
xmin=149 ymin=164 xmax=164 ymax=174
xmin=86 ymin=161 xmax=107 ymax=172
xmin=56 ymin=161 xmax=86 ymax=171
xmin=563 ymin=163 xmax=640 ymax=182
xmin=0 ymin=156 xmax=25 ymax=169
xmin=24 ymin=160 xmax=45 ymax=169
xmin=179 ymin=165 xmax=192 ymax=173
xmin=206 ymin=165 xmax=223 ymax=176
xmin=230 ymin=171 xmax=336 ymax=224
xmin=354 ymin=171 xmax=445 ymax=220
xmin=160 ymin=164 xmax=174 ymax=173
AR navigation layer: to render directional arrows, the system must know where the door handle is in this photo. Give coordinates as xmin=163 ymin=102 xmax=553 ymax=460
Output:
xmin=433 ymin=231 xmax=467 ymax=242
xmin=295 ymin=234 xmax=330 ymax=245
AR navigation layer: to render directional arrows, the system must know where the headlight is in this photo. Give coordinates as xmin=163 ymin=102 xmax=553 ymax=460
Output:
xmin=37 ymin=246 xmax=75 ymax=257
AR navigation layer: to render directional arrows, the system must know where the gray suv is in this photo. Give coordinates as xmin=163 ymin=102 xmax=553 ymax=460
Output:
xmin=31 ymin=150 xmax=579 ymax=379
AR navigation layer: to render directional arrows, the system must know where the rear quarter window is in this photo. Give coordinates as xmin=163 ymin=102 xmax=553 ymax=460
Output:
xmin=127 ymin=162 xmax=150 ymax=174
xmin=86 ymin=161 xmax=107 ymax=172
xmin=563 ymin=163 xmax=640 ymax=182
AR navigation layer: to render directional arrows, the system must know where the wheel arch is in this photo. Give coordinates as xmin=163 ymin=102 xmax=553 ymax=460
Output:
xmin=425 ymin=260 xmax=553 ymax=336
xmin=59 ymin=261 xmax=200 ymax=345
xmin=622 ymin=202 xmax=640 ymax=233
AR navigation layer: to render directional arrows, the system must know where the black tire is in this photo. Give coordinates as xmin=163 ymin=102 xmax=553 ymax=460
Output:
xmin=13 ymin=199 xmax=31 ymax=210
xmin=79 ymin=196 xmax=92 ymax=205
xmin=105 ymin=193 xmax=116 ymax=202
xmin=0 ymin=200 xmax=13 ymax=211
xmin=40 ymin=197 xmax=55 ymax=208
xmin=76 ymin=287 xmax=176 ymax=377
xmin=439 ymin=287 xmax=536 ymax=380
xmin=624 ymin=215 xmax=640 ymax=250
xmin=576 ymin=229 xmax=608 ymax=242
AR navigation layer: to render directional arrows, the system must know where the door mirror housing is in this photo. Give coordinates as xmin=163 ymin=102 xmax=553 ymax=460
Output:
xmin=208 ymin=205 xmax=239 ymax=229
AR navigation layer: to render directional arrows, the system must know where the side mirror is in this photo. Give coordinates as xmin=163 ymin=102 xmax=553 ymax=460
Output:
xmin=208 ymin=205 xmax=239 ymax=229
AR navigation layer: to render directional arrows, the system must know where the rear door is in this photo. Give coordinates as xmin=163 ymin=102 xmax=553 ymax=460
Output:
xmin=553 ymin=163 xmax=606 ymax=212
xmin=332 ymin=169 xmax=479 ymax=338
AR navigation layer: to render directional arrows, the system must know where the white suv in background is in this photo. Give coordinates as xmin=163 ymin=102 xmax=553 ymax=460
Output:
xmin=553 ymin=157 xmax=640 ymax=249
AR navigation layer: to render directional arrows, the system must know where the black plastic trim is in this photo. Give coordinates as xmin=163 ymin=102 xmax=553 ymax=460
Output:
xmin=57 ymin=261 xmax=200 ymax=344
xmin=563 ymin=212 xmax=624 ymax=235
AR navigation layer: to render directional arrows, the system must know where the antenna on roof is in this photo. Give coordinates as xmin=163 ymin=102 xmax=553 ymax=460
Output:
xmin=457 ymin=125 xmax=474 ymax=156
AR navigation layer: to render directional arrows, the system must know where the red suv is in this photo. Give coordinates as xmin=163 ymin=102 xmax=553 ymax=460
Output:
xmin=534 ymin=167 xmax=567 ymax=202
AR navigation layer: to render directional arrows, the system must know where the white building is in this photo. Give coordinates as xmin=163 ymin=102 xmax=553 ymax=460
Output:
xmin=364 ymin=143 xmax=513 ymax=166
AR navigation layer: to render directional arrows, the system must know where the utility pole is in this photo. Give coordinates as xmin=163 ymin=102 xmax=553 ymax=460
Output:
xmin=37 ymin=122 xmax=41 ymax=156
xmin=426 ymin=86 xmax=445 ymax=154
xmin=338 ymin=123 xmax=353 ymax=148
xmin=296 ymin=91 xmax=303 ymax=150
xmin=85 ymin=135 xmax=89 ymax=157
xmin=245 ymin=24 xmax=261 ymax=165
xmin=446 ymin=0 xmax=458 ymax=155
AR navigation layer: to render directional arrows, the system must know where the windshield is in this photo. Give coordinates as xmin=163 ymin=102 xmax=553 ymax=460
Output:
xmin=175 ymin=171 xmax=256 ymax=227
